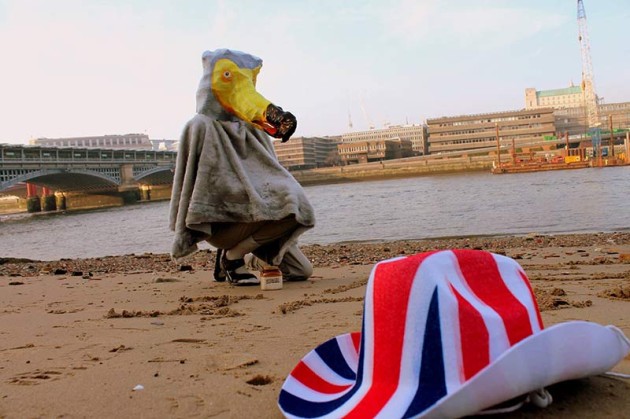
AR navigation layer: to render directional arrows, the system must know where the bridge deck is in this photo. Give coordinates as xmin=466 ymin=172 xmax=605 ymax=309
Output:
xmin=0 ymin=145 xmax=177 ymax=193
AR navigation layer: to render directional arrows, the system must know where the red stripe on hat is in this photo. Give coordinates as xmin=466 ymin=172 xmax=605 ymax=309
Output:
xmin=454 ymin=250 xmax=533 ymax=346
xmin=291 ymin=361 xmax=352 ymax=394
xmin=351 ymin=332 xmax=361 ymax=354
xmin=519 ymin=270 xmax=544 ymax=330
xmin=449 ymin=284 xmax=489 ymax=380
xmin=346 ymin=253 xmax=433 ymax=418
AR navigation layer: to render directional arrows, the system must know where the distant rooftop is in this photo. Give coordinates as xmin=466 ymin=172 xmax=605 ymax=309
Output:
xmin=537 ymin=86 xmax=582 ymax=97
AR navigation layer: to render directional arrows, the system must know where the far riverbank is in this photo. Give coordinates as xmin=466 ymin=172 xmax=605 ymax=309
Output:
xmin=291 ymin=154 xmax=493 ymax=185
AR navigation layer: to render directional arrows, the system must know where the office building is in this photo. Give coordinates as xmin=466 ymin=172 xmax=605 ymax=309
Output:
xmin=341 ymin=124 xmax=428 ymax=156
xmin=427 ymin=108 xmax=556 ymax=154
xmin=555 ymin=102 xmax=630 ymax=137
xmin=337 ymin=138 xmax=413 ymax=164
xmin=273 ymin=136 xmax=340 ymax=170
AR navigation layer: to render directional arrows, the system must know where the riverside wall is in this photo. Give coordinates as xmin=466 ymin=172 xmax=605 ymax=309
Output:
xmin=0 ymin=185 xmax=173 ymax=215
xmin=0 ymin=196 xmax=26 ymax=215
xmin=291 ymin=156 xmax=494 ymax=186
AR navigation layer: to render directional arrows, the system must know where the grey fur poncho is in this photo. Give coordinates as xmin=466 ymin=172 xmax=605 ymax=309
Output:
xmin=169 ymin=50 xmax=315 ymax=262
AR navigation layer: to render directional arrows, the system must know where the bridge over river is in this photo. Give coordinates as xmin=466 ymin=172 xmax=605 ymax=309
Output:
xmin=0 ymin=144 xmax=176 ymax=211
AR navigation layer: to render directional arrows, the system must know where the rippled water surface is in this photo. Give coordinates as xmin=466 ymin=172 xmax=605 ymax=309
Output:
xmin=1 ymin=167 xmax=628 ymax=260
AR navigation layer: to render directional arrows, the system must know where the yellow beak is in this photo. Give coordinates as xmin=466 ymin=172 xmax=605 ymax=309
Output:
xmin=211 ymin=58 xmax=272 ymax=131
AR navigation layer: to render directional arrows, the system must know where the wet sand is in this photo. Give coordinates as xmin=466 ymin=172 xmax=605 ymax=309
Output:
xmin=1 ymin=232 xmax=629 ymax=418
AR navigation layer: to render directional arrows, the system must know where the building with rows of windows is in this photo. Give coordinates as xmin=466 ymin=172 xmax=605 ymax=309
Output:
xmin=426 ymin=108 xmax=556 ymax=154
xmin=337 ymin=138 xmax=413 ymax=164
xmin=554 ymin=102 xmax=630 ymax=137
xmin=525 ymin=85 xmax=584 ymax=110
xmin=30 ymin=133 xmax=153 ymax=149
xmin=341 ymin=124 xmax=428 ymax=156
xmin=272 ymin=136 xmax=340 ymax=170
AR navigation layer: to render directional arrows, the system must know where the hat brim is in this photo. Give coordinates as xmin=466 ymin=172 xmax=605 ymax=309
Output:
xmin=279 ymin=321 xmax=629 ymax=418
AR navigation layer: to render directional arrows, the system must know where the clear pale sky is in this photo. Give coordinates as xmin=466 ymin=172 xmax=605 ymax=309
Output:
xmin=1 ymin=0 xmax=628 ymax=144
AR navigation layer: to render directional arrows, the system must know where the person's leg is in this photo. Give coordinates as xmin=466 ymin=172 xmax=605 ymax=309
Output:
xmin=246 ymin=244 xmax=312 ymax=281
xmin=209 ymin=222 xmax=262 ymax=285
xmin=208 ymin=222 xmax=262 ymax=250
xmin=241 ymin=216 xmax=300 ymax=267
xmin=209 ymin=217 xmax=298 ymax=259
xmin=209 ymin=217 xmax=304 ymax=285
xmin=250 ymin=216 xmax=300 ymax=246
xmin=278 ymin=245 xmax=313 ymax=281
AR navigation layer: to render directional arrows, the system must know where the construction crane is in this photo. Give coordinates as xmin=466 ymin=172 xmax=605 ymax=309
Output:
xmin=577 ymin=0 xmax=602 ymax=158
xmin=360 ymin=97 xmax=375 ymax=130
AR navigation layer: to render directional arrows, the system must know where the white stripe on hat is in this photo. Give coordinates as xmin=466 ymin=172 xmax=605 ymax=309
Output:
xmin=434 ymin=251 xmax=466 ymax=394
xmin=447 ymin=252 xmax=512 ymax=360
xmin=376 ymin=252 xmax=443 ymax=418
xmin=336 ymin=334 xmax=359 ymax=375
xmin=301 ymin=351 xmax=356 ymax=387
xmin=493 ymin=254 xmax=543 ymax=334
xmin=282 ymin=375 xmax=352 ymax=403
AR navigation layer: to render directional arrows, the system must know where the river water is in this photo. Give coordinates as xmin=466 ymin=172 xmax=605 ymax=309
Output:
xmin=1 ymin=167 xmax=628 ymax=261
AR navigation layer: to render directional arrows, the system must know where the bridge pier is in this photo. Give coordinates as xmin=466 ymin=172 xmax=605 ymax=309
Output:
xmin=120 ymin=189 xmax=141 ymax=204
xmin=26 ymin=183 xmax=41 ymax=213
xmin=41 ymin=187 xmax=57 ymax=212
xmin=56 ymin=193 xmax=67 ymax=211
xmin=140 ymin=185 xmax=152 ymax=201
xmin=118 ymin=163 xmax=142 ymax=204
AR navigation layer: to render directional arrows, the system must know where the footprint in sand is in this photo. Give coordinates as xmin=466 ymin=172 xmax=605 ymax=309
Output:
xmin=167 ymin=394 xmax=208 ymax=416
xmin=8 ymin=368 xmax=64 ymax=386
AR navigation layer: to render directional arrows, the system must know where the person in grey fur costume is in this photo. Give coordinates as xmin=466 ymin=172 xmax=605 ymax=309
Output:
xmin=169 ymin=49 xmax=315 ymax=285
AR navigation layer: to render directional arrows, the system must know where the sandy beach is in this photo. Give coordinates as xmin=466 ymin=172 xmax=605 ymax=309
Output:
xmin=1 ymin=232 xmax=629 ymax=418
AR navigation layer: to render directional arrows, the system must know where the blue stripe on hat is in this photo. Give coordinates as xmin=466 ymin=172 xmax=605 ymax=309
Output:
xmin=279 ymin=309 xmax=368 ymax=417
xmin=403 ymin=288 xmax=447 ymax=418
xmin=279 ymin=387 xmax=357 ymax=418
xmin=314 ymin=337 xmax=357 ymax=381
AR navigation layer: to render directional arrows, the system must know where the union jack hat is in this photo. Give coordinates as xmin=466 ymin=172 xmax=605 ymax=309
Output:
xmin=279 ymin=250 xmax=630 ymax=418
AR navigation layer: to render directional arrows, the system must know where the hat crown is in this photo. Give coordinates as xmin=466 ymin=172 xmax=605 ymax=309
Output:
xmin=352 ymin=250 xmax=543 ymax=417
xmin=280 ymin=250 xmax=545 ymax=418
